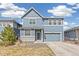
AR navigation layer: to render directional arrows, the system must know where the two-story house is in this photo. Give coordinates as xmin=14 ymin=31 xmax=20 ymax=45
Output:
xmin=0 ymin=8 xmax=64 ymax=42
xmin=19 ymin=8 xmax=64 ymax=42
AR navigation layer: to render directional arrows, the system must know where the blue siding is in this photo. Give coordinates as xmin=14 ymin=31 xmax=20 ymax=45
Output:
xmin=65 ymin=30 xmax=76 ymax=38
xmin=44 ymin=26 xmax=63 ymax=33
xmin=20 ymin=29 xmax=35 ymax=41
xmin=20 ymin=29 xmax=35 ymax=36
xmin=64 ymin=30 xmax=76 ymax=40
xmin=22 ymin=9 xmax=43 ymax=28
xmin=43 ymin=20 xmax=48 ymax=25
xmin=22 ymin=18 xmax=43 ymax=27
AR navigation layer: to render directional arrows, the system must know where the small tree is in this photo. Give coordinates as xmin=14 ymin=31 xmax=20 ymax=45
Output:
xmin=0 ymin=25 xmax=17 ymax=46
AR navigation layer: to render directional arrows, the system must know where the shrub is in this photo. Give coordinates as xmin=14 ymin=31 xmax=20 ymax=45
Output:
xmin=0 ymin=25 xmax=17 ymax=46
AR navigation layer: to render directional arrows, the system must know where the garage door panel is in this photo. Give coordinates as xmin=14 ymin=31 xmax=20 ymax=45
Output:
xmin=45 ymin=33 xmax=60 ymax=41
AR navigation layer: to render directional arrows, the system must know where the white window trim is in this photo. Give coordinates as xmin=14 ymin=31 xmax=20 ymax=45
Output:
xmin=25 ymin=30 xmax=30 ymax=36
xmin=29 ymin=19 xmax=36 ymax=25
xmin=48 ymin=20 xmax=63 ymax=25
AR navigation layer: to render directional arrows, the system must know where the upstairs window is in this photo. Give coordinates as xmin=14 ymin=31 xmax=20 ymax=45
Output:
xmin=49 ymin=20 xmax=56 ymax=25
xmin=49 ymin=20 xmax=52 ymax=25
xmin=58 ymin=20 xmax=63 ymax=25
xmin=53 ymin=20 xmax=56 ymax=25
xmin=48 ymin=19 xmax=63 ymax=25
xmin=30 ymin=19 xmax=35 ymax=24
xmin=58 ymin=20 xmax=61 ymax=25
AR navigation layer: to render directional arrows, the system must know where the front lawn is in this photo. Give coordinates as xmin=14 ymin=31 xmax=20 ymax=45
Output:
xmin=0 ymin=42 xmax=54 ymax=56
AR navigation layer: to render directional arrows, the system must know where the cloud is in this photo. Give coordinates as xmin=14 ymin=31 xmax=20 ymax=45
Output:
xmin=64 ymin=21 xmax=70 ymax=30
xmin=64 ymin=21 xmax=76 ymax=26
xmin=48 ymin=5 xmax=76 ymax=17
xmin=64 ymin=21 xmax=78 ymax=30
xmin=0 ymin=3 xmax=26 ymax=18
xmin=71 ymin=22 xmax=76 ymax=25
xmin=64 ymin=26 xmax=70 ymax=30
xmin=67 ymin=3 xmax=76 ymax=6
xmin=1 ymin=10 xmax=25 ymax=18
xmin=64 ymin=21 xmax=68 ymax=25
xmin=72 ymin=3 xmax=79 ymax=9
xmin=0 ymin=3 xmax=26 ymax=11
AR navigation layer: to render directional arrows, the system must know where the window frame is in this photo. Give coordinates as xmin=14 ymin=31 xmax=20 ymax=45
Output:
xmin=29 ymin=19 xmax=35 ymax=24
xmin=58 ymin=20 xmax=62 ymax=25
xmin=25 ymin=30 xmax=30 ymax=36
xmin=53 ymin=20 xmax=56 ymax=25
xmin=49 ymin=20 xmax=52 ymax=25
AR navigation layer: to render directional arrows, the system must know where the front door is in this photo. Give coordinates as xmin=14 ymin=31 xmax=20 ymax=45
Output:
xmin=35 ymin=30 xmax=41 ymax=40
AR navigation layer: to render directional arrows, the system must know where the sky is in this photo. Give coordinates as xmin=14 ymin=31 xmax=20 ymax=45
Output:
xmin=0 ymin=3 xmax=79 ymax=30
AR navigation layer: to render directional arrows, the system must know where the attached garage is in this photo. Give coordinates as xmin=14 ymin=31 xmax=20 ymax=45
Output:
xmin=45 ymin=33 xmax=60 ymax=41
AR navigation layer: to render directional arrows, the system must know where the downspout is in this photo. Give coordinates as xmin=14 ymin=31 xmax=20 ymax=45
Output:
xmin=43 ymin=29 xmax=44 ymax=42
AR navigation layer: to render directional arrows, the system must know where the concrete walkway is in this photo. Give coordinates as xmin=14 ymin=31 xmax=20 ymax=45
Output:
xmin=47 ymin=42 xmax=79 ymax=56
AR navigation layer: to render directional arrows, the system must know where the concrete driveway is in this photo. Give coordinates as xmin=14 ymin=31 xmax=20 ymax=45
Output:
xmin=47 ymin=42 xmax=79 ymax=56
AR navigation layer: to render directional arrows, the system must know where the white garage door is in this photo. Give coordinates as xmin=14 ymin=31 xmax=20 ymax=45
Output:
xmin=45 ymin=33 xmax=60 ymax=41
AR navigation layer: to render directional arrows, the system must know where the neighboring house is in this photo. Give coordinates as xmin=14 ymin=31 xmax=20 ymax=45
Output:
xmin=0 ymin=19 xmax=21 ymax=37
xmin=0 ymin=7 xmax=64 ymax=42
xmin=19 ymin=8 xmax=64 ymax=42
xmin=64 ymin=26 xmax=79 ymax=41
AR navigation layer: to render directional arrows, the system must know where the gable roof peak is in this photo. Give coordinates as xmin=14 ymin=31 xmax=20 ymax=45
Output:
xmin=21 ymin=7 xmax=44 ymax=18
xmin=28 ymin=7 xmax=38 ymax=12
